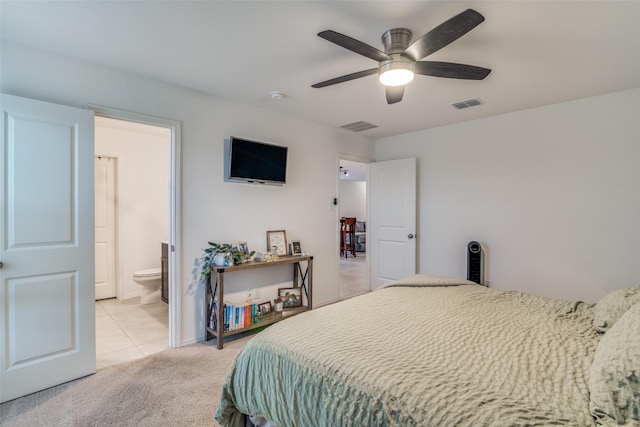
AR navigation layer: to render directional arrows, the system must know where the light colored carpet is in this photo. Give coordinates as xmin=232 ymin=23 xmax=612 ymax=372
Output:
xmin=0 ymin=336 xmax=252 ymax=427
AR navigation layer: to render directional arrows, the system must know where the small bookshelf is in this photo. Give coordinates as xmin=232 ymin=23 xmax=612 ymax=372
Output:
xmin=205 ymin=255 xmax=313 ymax=349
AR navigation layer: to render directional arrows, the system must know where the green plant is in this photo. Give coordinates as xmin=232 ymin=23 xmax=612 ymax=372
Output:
xmin=230 ymin=247 xmax=244 ymax=266
xmin=201 ymin=242 xmax=230 ymax=278
xmin=201 ymin=241 xmax=255 ymax=277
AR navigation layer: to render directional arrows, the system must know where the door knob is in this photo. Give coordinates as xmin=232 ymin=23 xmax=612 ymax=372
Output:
xmin=0 ymin=261 xmax=3 ymax=268
xmin=408 ymin=234 xmax=414 ymax=239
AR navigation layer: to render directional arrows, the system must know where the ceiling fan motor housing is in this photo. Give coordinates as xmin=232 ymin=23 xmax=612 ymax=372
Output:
xmin=381 ymin=28 xmax=413 ymax=54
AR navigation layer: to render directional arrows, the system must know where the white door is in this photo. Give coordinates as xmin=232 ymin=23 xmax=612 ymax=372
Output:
xmin=94 ymin=156 xmax=116 ymax=300
xmin=0 ymin=94 xmax=95 ymax=403
xmin=369 ymin=158 xmax=417 ymax=290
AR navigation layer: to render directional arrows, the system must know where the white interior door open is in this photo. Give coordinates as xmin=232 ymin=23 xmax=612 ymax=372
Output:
xmin=94 ymin=156 xmax=116 ymax=300
xmin=369 ymin=158 xmax=417 ymax=290
xmin=0 ymin=94 xmax=96 ymax=403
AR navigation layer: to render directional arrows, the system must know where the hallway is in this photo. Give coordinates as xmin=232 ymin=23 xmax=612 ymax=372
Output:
xmin=339 ymin=253 xmax=367 ymax=299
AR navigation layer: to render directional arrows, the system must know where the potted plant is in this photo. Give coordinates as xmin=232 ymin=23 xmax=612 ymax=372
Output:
xmin=230 ymin=246 xmax=255 ymax=266
xmin=201 ymin=242 xmax=255 ymax=278
xmin=201 ymin=242 xmax=232 ymax=278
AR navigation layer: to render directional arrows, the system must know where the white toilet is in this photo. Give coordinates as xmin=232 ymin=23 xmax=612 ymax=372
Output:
xmin=133 ymin=268 xmax=162 ymax=304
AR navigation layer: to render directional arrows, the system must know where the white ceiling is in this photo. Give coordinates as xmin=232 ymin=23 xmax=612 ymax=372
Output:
xmin=2 ymin=1 xmax=640 ymax=139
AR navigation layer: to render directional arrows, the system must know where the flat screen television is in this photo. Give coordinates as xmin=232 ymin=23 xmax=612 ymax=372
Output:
xmin=225 ymin=136 xmax=288 ymax=185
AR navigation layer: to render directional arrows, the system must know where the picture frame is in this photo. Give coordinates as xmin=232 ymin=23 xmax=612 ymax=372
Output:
xmin=237 ymin=241 xmax=249 ymax=255
xmin=278 ymin=287 xmax=302 ymax=308
xmin=258 ymin=301 xmax=272 ymax=314
xmin=291 ymin=240 xmax=302 ymax=256
xmin=266 ymin=230 xmax=287 ymax=256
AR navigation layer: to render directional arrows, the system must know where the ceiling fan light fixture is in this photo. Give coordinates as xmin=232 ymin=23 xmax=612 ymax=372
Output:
xmin=379 ymin=58 xmax=415 ymax=86
xmin=312 ymin=9 xmax=490 ymax=103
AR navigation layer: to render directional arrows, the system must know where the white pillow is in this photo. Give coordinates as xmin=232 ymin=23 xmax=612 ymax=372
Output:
xmin=592 ymin=285 xmax=640 ymax=333
xmin=589 ymin=302 xmax=640 ymax=425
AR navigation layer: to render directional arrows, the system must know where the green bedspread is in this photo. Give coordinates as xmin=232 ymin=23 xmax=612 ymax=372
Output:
xmin=216 ymin=275 xmax=599 ymax=426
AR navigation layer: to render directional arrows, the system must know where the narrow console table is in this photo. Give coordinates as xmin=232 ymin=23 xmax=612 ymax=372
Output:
xmin=205 ymin=255 xmax=313 ymax=349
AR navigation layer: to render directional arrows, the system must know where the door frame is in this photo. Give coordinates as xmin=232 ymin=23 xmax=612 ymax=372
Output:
xmin=86 ymin=104 xmax=181 ymax=348
xmin=337 ymin=153 xmax=371 ymax=298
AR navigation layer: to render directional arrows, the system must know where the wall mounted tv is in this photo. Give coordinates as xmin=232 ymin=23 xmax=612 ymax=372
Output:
xmin=224 ymin=136 xmax=288 ymax=185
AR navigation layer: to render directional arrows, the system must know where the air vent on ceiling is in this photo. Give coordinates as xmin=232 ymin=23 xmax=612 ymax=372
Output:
xmin=452 ymin=98 xmax=483 ymax=110
xmin=340 ymin=121 xmax=379 ymax=132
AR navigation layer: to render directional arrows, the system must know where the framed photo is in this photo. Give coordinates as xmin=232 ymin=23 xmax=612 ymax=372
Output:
xmin=278 ymin=287 xmax=302 ymax=308
xmin=291 ymin=240 xmax=302 ymax=256
xmin=258 ymin=301 xmax=272 ymax=314
xmin=237 ymin=241 xmax=249 ymax=255
xmin=266 ymin=230 xmax=287 ymax=256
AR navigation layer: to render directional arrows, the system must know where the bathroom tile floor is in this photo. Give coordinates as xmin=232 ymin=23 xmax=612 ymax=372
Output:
xmin=96 ymin=297 xmax=169 ymax=370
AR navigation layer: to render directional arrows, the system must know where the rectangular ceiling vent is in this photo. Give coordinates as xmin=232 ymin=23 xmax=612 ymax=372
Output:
xmin=452 ymin=98 xmax=483 ymax=110
xmin=340 ymin=121 xmax=379 ymax=132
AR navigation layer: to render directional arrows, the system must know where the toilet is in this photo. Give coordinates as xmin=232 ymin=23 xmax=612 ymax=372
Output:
xmin=133 ymin=268 xmax=162 ymax=304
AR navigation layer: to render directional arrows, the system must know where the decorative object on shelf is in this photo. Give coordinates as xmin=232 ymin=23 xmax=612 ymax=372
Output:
xmin=214 ymin=252 xmax=231 ymax=267
xmin=267 ymin=230 xmax=288 ymax=256
xmin=238 ymin=241 xmax=249 ymax=255
xmin=273 ymin=296 xmax=284 ymax=313
xmin=231 ymin=245 xmax=255 ymax=265
xmin=258 ymin=301 xmax=272 ymax=314
xmin=255 ymin=252 xmax=277 ymax=262
xmin=278 ymin=287 xmax=302 ymax=308
xmin=201 ymin=242 xmax=256 ymax=278
xmin=290 ymin=240 xmax=302 ymax=256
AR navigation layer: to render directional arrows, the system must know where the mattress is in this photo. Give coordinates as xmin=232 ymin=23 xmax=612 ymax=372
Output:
xmin=216 ymin=275 xmax=599 ymax=426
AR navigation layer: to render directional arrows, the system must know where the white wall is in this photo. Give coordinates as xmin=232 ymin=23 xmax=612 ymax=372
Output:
xmin=376 ymin=88 xmax=640 ymax=303
xmin=338 ymin=180 xmax=366 ymax=221
xmin=95 ymin=117 xmax=170 ymax=299
xmin=2 ymin=41 xmax=374 ymax=344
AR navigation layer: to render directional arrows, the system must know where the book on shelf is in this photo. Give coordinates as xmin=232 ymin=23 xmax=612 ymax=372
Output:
xmin=210 ymin=300 xmax=265 ymax=332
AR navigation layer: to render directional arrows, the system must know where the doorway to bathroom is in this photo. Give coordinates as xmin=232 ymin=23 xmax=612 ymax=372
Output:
xmin=93 ymin=112 xmax=177 ymax=369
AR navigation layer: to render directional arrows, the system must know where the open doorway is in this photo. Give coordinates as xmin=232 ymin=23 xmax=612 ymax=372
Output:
xmin=88 ymin=104 xmax=181 ymax=368
xmin=94 ymin=116 xmax=171 ymax=369
xmin=338 ymin=159 xmax=369 ymax=299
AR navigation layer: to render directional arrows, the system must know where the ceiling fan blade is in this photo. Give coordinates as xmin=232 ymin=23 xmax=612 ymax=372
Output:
xmin=386 ymin=86 xmax=404 ymax=104
xmin=312 ymin=68 xmax=378 ymax=88
xmin=404 ymin=9 xmax=485 ymax=61
xmin=318 ymin=30 xmax=391 ymax=62
xmin=415 ymin=61 xmax=491 ymax=80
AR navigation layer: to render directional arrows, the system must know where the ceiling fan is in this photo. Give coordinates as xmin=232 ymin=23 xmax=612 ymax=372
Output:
xmin=311 ymin=9 xmax=491 ymax=104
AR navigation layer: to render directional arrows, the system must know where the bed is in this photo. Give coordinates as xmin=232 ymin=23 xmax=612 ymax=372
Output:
xmin=216 ymin=275 xmax=640 ymax=427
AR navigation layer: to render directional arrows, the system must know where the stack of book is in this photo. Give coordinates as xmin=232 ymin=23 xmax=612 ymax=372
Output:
xmin=209 ymin=301 xmax=260 ymax=332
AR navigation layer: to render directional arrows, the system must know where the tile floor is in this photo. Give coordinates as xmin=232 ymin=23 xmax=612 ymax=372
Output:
xmin=95 ymin=298 xmax=169 ymax=370
xmin=339 ymin=252 xmax=368 ymax=299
